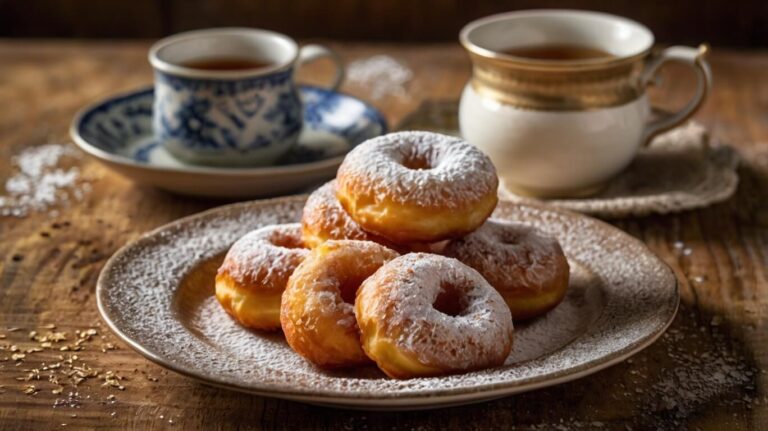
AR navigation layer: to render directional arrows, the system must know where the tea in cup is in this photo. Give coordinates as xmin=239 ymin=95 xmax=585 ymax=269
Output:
xmin=459 ymin=10 xmax=712 ymax=197
xmin=149 ymin=28 xmax=344 ymax=167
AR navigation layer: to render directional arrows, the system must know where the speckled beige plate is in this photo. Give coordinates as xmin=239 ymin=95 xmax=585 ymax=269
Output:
xmin=97 ymin=196 xmax=678 ymax=410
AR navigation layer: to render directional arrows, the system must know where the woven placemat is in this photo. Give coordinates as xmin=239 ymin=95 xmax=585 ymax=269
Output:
xmin=397 ymin=101 xmax=739 ymax=218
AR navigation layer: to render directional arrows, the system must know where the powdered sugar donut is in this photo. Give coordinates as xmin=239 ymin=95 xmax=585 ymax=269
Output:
xmin=355 ymin=253 xmax=513 ymax=379
xmin=336 ymin=131 xmax=499 ymax=243
xmin=301 ymin=180 xmax=439 ymax=253
xmin=301 ymin=180 xmax=394 ymax=249
xmin=444 ymin=219 xmax=570 ymax=320
xmin=281 ymin=240 xmax=399 ymax=368
xmin=215 ymin=223 xmax=309 ymax=330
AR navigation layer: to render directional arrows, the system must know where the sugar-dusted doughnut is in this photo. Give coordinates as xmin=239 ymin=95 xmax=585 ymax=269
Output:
xmin=301 ymin=180 xmax=440 ymax=253
xmin=281 ymin=240 xmax=399 ymax=368
xmin=444 ymin=219 xmax=570 ymax=320
xmin=301 ymin=180 xmax=393 ymax=249
xmin=336 ymin=131 xmax=499 ymax=244
xmin=355 ymin=253 xmax=513 ymax=379
xmin=215 ymin=223 xmax=309 ymax=330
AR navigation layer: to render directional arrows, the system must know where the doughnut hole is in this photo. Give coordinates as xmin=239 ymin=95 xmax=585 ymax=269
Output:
xmin=338 ymin=273 xmax=370 ymax=304
xmin=401 ymin=153 xmax=432 ymax=170
xmin=433 ymin=282 xmax=468 ymax=317
xmin=400 ymin=143 xmax=441 ymax=171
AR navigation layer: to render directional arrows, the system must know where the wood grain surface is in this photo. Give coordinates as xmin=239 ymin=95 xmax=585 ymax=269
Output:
xmin=0 ymin=40 xmax=767 ymax=430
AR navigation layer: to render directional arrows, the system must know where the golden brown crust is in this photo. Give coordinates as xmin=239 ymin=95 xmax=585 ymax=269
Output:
xmin=280 ymin=240 xmax=399 ymax=368
xmin=215 ymin=223 xmax=309 ymax=330
xmin=300 ymin=180 xmax=393 ymax=249
xmin=336 ymin=186 xmax=497 ymax=243
xmin=215 ymin=273 xmax=284 ymax=331
xmin=355 ymin=254 xmax=514 ymax=379
xmin=301 ymin=180 xmax=444 ymax=252
xmin=444 ymin=220 xmax=570 ymax=320
xmin=335 ymin=131 xmax=499 ymax=244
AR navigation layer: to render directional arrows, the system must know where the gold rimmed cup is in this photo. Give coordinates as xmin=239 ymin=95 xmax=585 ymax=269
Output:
xmin=459 ymin=10 xmax=712 ymax=198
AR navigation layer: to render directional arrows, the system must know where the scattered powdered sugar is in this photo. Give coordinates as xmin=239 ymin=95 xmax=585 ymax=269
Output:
xmin=346 ymin=55 xmax=413 ymax=100
xmin=444 ymin=219 xmax=567 ymax=295
xmin=337 ymin=131 xmax=498 ymax=209
xmin=514 ymin=307 xmax=762 ymax=430
xmin=99 ymin=196 xmax=678 ymax=403
xmin=357 ymin=253 xmax=513 ymax=371
xmin=218 ymin=223 xmax=309 ymax=289
xmin=0 ymin=143 xmax=91 ymax=217
xmin=618 ymin=310 xmax=761 ymax=428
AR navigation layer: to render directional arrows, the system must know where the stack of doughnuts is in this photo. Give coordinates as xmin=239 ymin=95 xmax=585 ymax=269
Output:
xmin=215 ymin=131 xmax=570 ymax=379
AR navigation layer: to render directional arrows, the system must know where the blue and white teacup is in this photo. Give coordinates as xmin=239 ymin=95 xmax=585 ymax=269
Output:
xmin=149 ymin=28 xmax=344 ymax=167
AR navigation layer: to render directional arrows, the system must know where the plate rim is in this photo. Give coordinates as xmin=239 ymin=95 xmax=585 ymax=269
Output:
xmin=69 ymin=86 xmax=388 ymax=177
xmin=96 ymin=196 xmax=679 ymax=408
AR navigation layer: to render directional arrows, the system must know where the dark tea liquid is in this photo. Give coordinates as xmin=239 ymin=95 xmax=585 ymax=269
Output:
xmin=502 ymin=44 xmax=614 ymax=61
xmin=181 ymin=57 xmax=272 ymax=71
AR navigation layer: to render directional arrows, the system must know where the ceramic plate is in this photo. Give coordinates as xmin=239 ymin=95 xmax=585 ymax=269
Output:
xmin=97 ymin=196 xmax=678 ymax=410
xmin=70 ymin=86 xmax=386 ymax=198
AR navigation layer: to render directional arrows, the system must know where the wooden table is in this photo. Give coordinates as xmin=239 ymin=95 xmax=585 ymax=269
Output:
xmin=0 ymin=40 xmax=766 ymax=430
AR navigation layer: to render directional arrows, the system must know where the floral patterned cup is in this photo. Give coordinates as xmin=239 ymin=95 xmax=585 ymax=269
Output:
xmin=149 ymin=28 xmax=343 ymax=167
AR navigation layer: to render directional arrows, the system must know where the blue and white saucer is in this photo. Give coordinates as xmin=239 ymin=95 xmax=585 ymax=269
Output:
xmin=70 ymin=86 xmax=386 ymax=198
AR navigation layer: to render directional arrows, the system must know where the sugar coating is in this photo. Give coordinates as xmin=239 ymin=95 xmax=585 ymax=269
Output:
xmin=0 ymin=143 xmax=91 ymax=217
xmin=218 ymin=223 xmax=309 ymax=291
xmin=286 ymin=240 xmax=399 ymax=332
xmin=99 ymin=196 xmax=678 ymax=400
xmin=336 ymin=131 xmax=498 ymax=210
xmin=301 ymin=180 xmax=371 ymax=242
xmin=357 ymin=253 xmax=513 ymax=371
xmin=444 ymin=219 xmax=566 ymax=293
xmin=347 ymin=55 xmax=413 ymax=100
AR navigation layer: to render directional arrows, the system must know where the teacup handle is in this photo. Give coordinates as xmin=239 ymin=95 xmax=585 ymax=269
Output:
xmin=297 ymin=44 xmax=345 ymax=91
xmin=640 ymin=44 xmax=712 ymax=145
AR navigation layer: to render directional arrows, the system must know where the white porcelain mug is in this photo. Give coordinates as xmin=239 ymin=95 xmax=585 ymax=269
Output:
xmin=459 ymin=10 xmax=712 ymax=198
xmin=150 ymin=28 xmax=344 ymax=167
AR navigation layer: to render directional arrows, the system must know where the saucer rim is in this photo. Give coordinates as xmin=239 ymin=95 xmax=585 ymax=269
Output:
xmin=69 ymin=85 xmax=387 ymax=176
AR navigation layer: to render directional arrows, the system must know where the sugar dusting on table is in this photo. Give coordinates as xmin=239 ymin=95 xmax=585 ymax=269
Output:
xmin=0 ymin=143 xmax=92 ymax=217
xmin=346 ymin=55 xmax=413 ymax=100
xmin=515 ymin=307 xmax=763 ymax=430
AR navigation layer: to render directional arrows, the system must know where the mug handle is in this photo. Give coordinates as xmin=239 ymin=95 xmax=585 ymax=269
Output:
xmin=640 ymin=44 xmax=712 ymax=145
xmin=296 ymin=44 xmax=345 ymax=91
